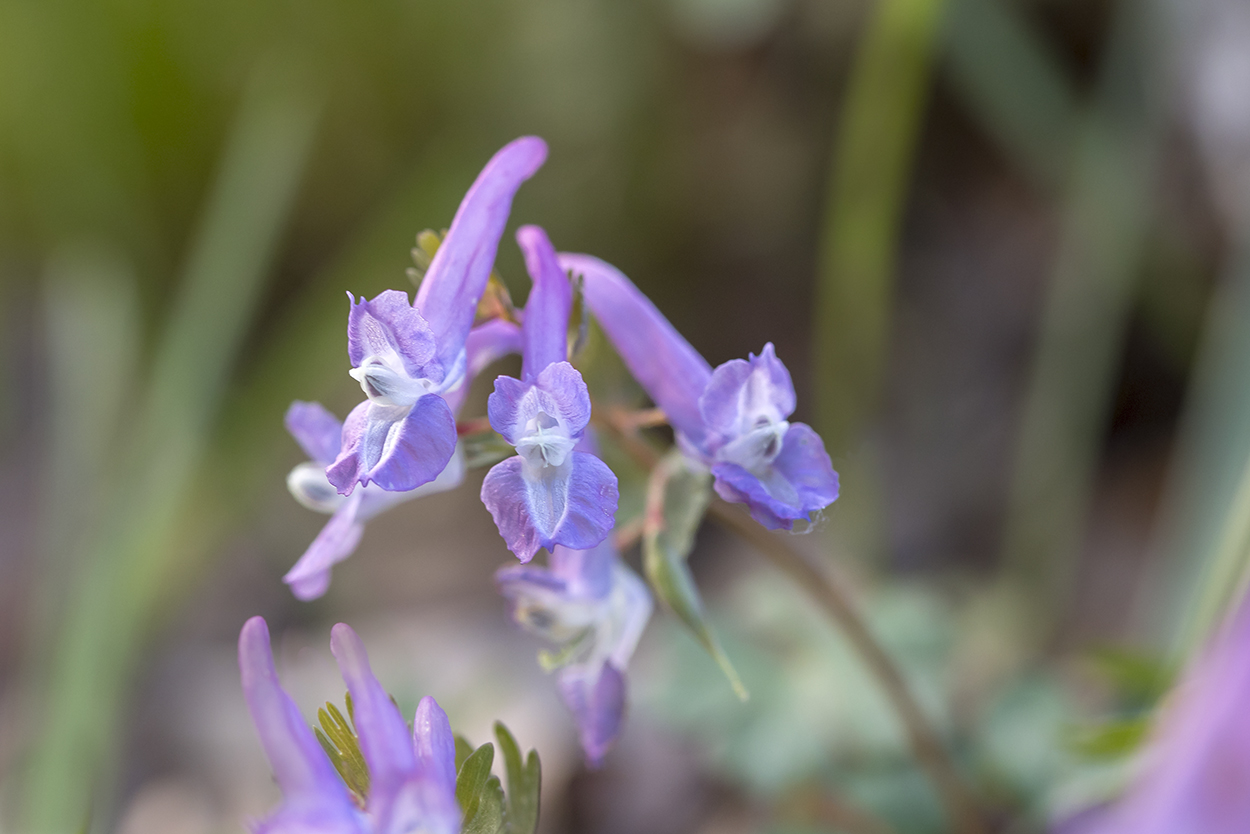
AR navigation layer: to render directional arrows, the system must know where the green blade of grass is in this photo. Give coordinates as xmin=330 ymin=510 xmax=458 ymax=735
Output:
xmin=19 ymin=57 xmax=318 ymax=833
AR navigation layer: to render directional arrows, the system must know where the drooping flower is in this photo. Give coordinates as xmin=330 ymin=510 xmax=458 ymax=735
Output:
xmin=480 ymin=226 xmax=618 ymax=563
xmin=327 ymin=136 xmax=547 ymax=497
xmin=557 ymin=253 xmax=838 ymax=530
xmin=238 ymin=616 xmax=460 ymax=834
xmin=496 ymin=530 xmax=651 ymax=766
xmin=283 ymin=319 xmax=521 ymax=600
xmin=1065 ymin=595 xmax=1250 ymax=834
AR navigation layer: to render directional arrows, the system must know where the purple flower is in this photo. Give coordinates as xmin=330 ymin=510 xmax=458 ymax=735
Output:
xmin=238 ymin=616 xmax=460 ymax=834
xmin=285 ymin=321 xmax=523 ymax=600
xmin=327 ymin=136 xmax=547 ymax=497
xmin=496 ymin=534 xmax=652 ymax=767
xmin=481 ymin=227 xmax=619 ymax=563
xmin=557 ymin=253 xmax=838 ymax=531
xmin=1067 ymin=596 xmax=1250 ymax=834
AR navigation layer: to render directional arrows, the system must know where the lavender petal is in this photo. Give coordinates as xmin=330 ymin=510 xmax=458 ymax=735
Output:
xmin=346 ymin=289 xmax=440 ymax=381
xmin=284 ymin=401 xmax=344 ymax=465
xmin=517 ymin=225 xmax=572 ymax=380
xmin=558 ymin=253 xmax=713 ymax=446
xmin=415 ymin=137 xmax=548 ymax=370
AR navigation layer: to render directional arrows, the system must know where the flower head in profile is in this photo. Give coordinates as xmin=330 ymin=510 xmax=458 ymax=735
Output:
xmin=496 ymin=531 xmax=651 ymax=766
xmin=282 ymin=319 xmax=521 ymax=600
xmin=1067 ymin=594 xmax=1250 ymax=834
xmin=557 ymin=253 xmax=838 ymax=531
xmin=480 ymin=226 xmax=618 ymax=562
xmin=238 ymin=616 xmax=460 ymax=834
xmin=327 ymin=136 xmax=547 ymax=498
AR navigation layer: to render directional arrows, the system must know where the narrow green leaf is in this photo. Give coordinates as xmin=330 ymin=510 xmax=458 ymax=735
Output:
xmin=1064 ymin=717 xmax=1151 ymax=761
xmin=463 ymin=776 xmax=505 ymax=834
xmin=643 ymin=449 xmax=747 ymax=700
xmin=494 ymin=722 xmax=541 ymax=834
xmin=454 ymin=735 xmax=475 ymax=774
xmin=457 ymin=743 xmax=503 ymax=834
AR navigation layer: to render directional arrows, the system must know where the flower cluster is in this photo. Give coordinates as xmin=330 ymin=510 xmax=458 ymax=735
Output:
xmin=266 ymin=135 xmax=840 ymax=791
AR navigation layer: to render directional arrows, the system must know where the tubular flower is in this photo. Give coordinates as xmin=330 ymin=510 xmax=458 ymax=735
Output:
xmin=496 ymin=532 xmax=651 ymax=767
xmin=557 ymin=253 xmax=838 ymax=530
xmin=1068 ymin=595 xmax=1250 ymax=834
xmin=481 ymin=226 xmax=618 ymax=563
xmin=327 ymin=136 xmax=547 ymax=497
xmin=283 ymin=320 xmax=520 ymax=600
xmin=238 ymin=617 xmax=460 ymax=834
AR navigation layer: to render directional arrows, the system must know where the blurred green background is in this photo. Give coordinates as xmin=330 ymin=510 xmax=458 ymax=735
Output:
xmin=2 ymin=0 xmax=1249 ymax=831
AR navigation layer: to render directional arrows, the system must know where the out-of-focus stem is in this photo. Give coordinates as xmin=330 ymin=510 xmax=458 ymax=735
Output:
xmin=595 ymin=409 xmax=986 ymax=834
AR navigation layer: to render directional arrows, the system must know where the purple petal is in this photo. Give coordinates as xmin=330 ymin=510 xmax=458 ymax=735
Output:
xmin=412 ymin=696 xmax=458 ymax=802
xmin=606 ymin=563 xmax=654 ymax=670
xmin=534 ymin=362 xmax=592 ymax=436
xmin=285 ymin=401 xmax=343 ymax=465
xmin=549 ymin=540 xmax=614 ymax=600
xmin=346 ymin=289 xmax=440 ymax=381
xmin=329 ymin=624 xmax=416 ymax=793
xmin=557 ymin=662 xmax=627 ymax=768
xmin=517 ymin=225 xmax=572 ymax=381
xmin=415 ymin=137 xmax=548 ymax=370
xmin=283 ymin=492 xmax=365 ymax=601
xmin=1078 ymin=597 xmax=1250 ymax=834
xmin=698 ymin=343 xmax=796 ymax=443
xmin=710 ymin=423 xmax=838 ymax=530
xmin=480 ymin=451 xmax=618 ymax=562
xmin=558 ymin=253 xmax=713 ymax=446
xmin=487 ymin=362 xmax=592 ymax=445
xmin=485 ymin=376 xmax=533 ymax=446
xmin=327 ymin=394 xmax=457 ymax=494
xmin=443 ymin=319 xmax=523 ymax=415
xmin=237 ymin=618 xmax=361 ymax=826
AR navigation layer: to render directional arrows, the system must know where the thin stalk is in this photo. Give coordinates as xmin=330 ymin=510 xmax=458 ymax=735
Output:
xmin=596 ymin=410 xmax=986 ymax=834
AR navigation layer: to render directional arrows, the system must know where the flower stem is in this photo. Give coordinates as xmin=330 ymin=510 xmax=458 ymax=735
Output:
xmin=707 ymin=500 xmax=987 ymax=834
xmin=595 ymin=408 xmax=987 ymax=834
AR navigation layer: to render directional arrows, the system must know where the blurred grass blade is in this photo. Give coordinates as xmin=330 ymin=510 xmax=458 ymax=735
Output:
xmin=33 ymin=246 xmax=139 ymax=644
xmin=813 ymin=0 xmax=946 ymax=457
xmin=1150 ymin=241 xmax=1250 ymax=653
xmin=998 ymin=2 xmax=1164 ymax=631
xmin=20 ymin=58 xmax=318 ymax=833
xmin=942 ymin=0 xmax=1079 ymax=191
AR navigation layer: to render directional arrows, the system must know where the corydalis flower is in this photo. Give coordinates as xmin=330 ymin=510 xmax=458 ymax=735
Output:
xmin=557 ymin=254 xmax=838 ymax=530
xmin=328 ymin=136 xmax=547 ymax=497
xmin=1068 ymin=596 xmax=1250 ymax=834
xmin=481 ymin=226 xmax=618 ymax=562
xmin=283 ymin=320 xmax=521 ymax=600
xmin=496 ymin=534 xmax=651 ymax=766
xmin=239 ymin=617 xmax=460 ymax=834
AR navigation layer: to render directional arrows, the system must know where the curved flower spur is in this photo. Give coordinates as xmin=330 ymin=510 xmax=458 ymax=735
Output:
xmin=556 ymin=253 xmax=839 ymax=530
xmin=481 ymin=226 xmax=619 ymax=562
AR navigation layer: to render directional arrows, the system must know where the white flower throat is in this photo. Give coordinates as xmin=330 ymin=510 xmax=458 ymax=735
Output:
xmin=516 ymin=411 xmax=576 ymax=468
xmin=350 ymin=353 xmax=435 ymax=407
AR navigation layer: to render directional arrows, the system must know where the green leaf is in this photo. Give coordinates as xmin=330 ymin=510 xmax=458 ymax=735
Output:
xmin=1064 ymin=716 xmax=1151 ymax=761
xmin=454 ymin=735 xmax=475 ymax=774
xmin=643 ymin=449 xmax=747 ymax=700
xmin=1086 ymin=648 xmax=1173 ymax=709
xmin=457 ymin=742 xmax=503 ymax=834
xmin=495 ymin=722 xmax=542 ymax=834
